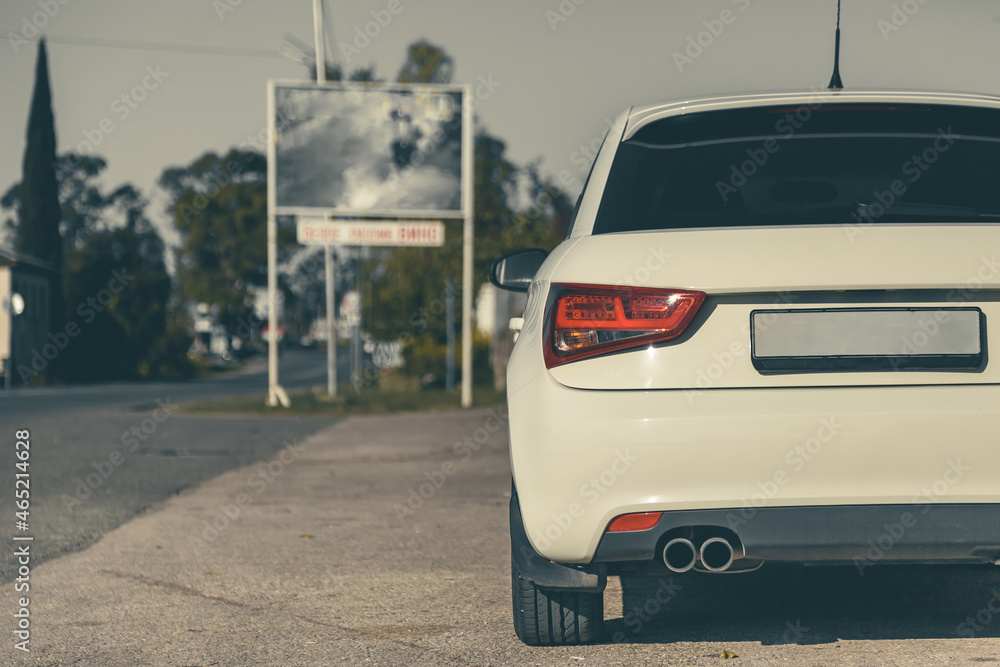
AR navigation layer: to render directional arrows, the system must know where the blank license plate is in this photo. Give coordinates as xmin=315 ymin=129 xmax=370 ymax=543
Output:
xmin=751 ymin=308 xmax=983 ymax=372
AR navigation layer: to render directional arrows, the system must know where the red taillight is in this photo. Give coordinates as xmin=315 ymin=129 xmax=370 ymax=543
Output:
xmin=607 ymin=512 xmax=663 ymax=532
xmin=544 ymin=284 xmax=705 ymax=368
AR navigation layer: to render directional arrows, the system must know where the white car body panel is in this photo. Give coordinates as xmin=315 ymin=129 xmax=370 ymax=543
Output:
xmin=506 ymin=88 xmax=1000 ymax=566
xmin=550 ymin=225 xmax=1000 ymax=295
xmin=546 ymin=225 xmax=1000 ymax=390
xmin=509 ymin=379 xmax=1000 ymax=564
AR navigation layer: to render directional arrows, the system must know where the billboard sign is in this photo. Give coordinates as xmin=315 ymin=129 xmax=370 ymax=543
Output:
xmin=270 ymin=81 xmax=468 ymax=219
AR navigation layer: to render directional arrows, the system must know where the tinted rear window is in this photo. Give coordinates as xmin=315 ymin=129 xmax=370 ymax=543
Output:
xmin=592 ymin=104 xmax=1000 ymax=233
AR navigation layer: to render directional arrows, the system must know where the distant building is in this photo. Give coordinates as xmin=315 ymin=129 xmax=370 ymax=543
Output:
xmin=191 ymin=302 xmax=233 ymax=360
xmin=0 ymin=248 xmax=58 ymax=386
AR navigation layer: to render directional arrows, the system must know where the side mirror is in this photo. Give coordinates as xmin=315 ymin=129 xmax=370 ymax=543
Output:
xmin=488 ymin=249 xmax=549 ymax=293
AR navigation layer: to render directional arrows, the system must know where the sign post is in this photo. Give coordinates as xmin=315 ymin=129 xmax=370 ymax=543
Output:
xmin=266 ymin=94 xmax=288 ymax=407
xmin=325 ymin=245 xmax=336 ymax=397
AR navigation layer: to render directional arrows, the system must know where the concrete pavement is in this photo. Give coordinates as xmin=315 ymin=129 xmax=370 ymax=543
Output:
xmin=0 ymin=348 xmax=342 ymax=581
xmin=3 ymin=408 xmax=1000 ymax=665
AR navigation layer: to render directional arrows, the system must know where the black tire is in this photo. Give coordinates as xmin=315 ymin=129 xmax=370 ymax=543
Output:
xmin=511 ymin=559 xmax=604 ymax=645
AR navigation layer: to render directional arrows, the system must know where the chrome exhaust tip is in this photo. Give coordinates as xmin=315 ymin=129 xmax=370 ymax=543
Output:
xmin=699 ymin=537 xmax=735 ymax=572
xmin=662 ymin=537 xmax=697 ymax=573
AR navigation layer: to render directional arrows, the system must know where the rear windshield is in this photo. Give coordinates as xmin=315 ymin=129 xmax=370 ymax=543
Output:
xmin=592 ymin=103 xmax=1000 ymax=233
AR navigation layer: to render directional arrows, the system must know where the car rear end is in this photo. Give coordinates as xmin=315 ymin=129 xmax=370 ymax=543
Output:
xmin=508 ymin=91 xmax=1000 ymax=578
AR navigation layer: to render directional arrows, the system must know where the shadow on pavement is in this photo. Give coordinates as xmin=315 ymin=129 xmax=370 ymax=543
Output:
xmin=611 ymin=564 xmax=1000 ymax=645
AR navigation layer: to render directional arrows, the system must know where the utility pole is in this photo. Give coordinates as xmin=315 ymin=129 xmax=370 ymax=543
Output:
xmin=266 ymin=110 xmax=287 ymax=407
xmin=313 ymin=0 xmax=338 ymax=398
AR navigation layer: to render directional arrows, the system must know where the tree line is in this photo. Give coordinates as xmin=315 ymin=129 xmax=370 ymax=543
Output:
xmin=2 ymin=39 xmax=571 ymax=387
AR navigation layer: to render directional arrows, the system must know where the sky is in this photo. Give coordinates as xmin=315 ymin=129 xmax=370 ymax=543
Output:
xmin=1 ymin=0 xmax=999 ymax=244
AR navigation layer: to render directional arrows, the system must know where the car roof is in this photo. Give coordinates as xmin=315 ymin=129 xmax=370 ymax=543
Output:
xmin=624 ymin=89 xmax=1000 ymax=141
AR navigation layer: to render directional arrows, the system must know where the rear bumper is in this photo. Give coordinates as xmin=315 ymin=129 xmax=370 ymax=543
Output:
xmin=508 ymin=373 xmax=1000 ymax=564
xmin=594 ymin=503 xmax=1000 ymax=567
xmin=510 ymin=491 xmax=606 ymax=592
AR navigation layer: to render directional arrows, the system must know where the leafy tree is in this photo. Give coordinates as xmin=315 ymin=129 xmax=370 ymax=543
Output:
xmin=3 ymin=153 xmax=152 ymax=251
xmin=161 ymin=149 xmax=293 ymax=335
xmin=313 ymin=63 xmax=378 ymax=83
xmin=55 ymin=153 xmax=113 ymax=249
xmin=0 ymin=185 xmax=20 ymax=248
xmin=5 ymin=153 xmax=193 ymax=384
xmin=60 ymin=209 xmax=184 ymax=383
xmin=505 ymin=162 xmax=575 ymax=247
xmin=397 ymin=40 xmax=454 ymax=84
xmin=280 ymin=32 xmax=378 ymax=84
xmin=358 ymin=41 xmax=570 ymax=384
xmin=15 ymin=39 xmax=64 ymax=375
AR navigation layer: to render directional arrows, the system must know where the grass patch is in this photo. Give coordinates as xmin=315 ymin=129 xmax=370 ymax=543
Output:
xmin=179 ymin=382 xmax=507 ymax=416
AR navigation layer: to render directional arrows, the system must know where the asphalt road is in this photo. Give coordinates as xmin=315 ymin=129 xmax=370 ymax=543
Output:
xmin=2 ymin=408 xmax=998 ymax=665
xmin=0 ymin=349 xmax=341 ymax=582
xmin=0 ymin=348 xmax=349 ymax=417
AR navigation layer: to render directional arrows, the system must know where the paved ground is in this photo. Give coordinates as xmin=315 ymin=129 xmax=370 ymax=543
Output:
xmin=0 ymin=349 xmax=347 ymax=581
xmin=3 ymin=408 xmax=1000 ymax=665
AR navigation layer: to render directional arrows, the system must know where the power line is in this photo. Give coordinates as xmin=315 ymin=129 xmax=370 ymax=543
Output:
xmin=4 ymin=33 xmax=285 ymax=59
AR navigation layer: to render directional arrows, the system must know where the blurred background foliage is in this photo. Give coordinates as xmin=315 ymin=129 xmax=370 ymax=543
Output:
xmin=3 ymin=39 xmax=575 ymax=387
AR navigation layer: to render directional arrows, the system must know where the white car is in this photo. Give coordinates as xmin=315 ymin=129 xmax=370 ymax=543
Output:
xmin=491 ymin=89 xmax=1000 ymax=645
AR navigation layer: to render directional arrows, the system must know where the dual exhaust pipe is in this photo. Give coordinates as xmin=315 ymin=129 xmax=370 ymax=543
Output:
xmin=662 ymin=536 xmax=735 ymax=573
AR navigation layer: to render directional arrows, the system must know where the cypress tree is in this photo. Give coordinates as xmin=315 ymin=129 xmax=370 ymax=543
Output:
xmin=16 ymin=39 xmax=64 ymax=366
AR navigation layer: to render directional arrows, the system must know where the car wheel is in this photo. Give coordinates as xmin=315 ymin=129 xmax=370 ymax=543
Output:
xmin=511 ymin=558 xmax=604 ymax=645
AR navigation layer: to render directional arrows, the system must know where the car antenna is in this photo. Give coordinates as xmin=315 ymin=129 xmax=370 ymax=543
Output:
xmin=828 ymin=0 xmax=845 ymax=89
